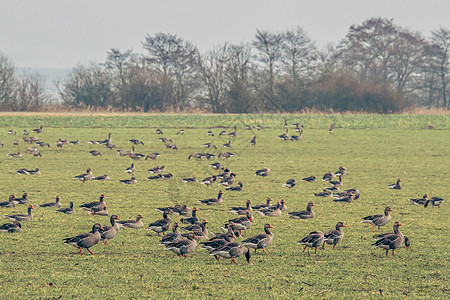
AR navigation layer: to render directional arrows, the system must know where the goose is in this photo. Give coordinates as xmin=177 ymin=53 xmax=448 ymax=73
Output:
xmin=389 ymin=178 xmax=402 ymax=190
xmin=55 ymin=202 xmax=74 ymax=214
xmin=201 ymin=233 xmax=234 ymax=254
xmin=181 ymin=219 xmax=209 ymax=240
xmin=324 ymin=185 xmax=340 ymax=193
xmin=228 ymin=125 xmax=237 ymax=138
xmin=129 ymin=139 xmax=144 ymax=145
xmin=328 ymin=175 xmax=343 ymax=187
xmin=117 ymin=149 xmax=130 ymax=157
xmin=4 ymin=205 xmax=34 ymax=221
xmin=158 ymin=137 xmax=172 ymax=143
xmin=333 ymin=192 xmax=356 ymax=203
xmin=278 ymin=129 xmax=289 ymax=140
xmin=63 ymin=223 xmax=103 ymax=255
xmin=252 ymin=198 xmax=273 ymax=210
xmin=207 ymin=130 xmax=214 ymax=136
xmin=216 ymin=169 xmax=231 ymax=179
xmin=225 ymin=211 xmax=254 ymax=237
xmin=372 ymin=222 xmax=405 ymax=256
xmin=147 ymin=174 xmax=163 ymax=180
xmin=329 ymin=124 xmax=335 ymax=133
xmin=302 ymin=175 xmax=316 ymax=182
xmin=99 ymin=133 xmax=112 ymax=145
xmin=155 ymin=204 xmax=181 ymax=214
xmin=209 ymin=162 xmax=223 ymax=170
xmin=284 ymin=119 xmax=288 ymax=128
xmin=36 ymin=141 xmax=50 ymax=147
xmin=323 ymin=222 xmax=346 ymax=249
xmin=145 ymin=153 xmax=160 ymax=160
xmin=314 ymin=190 xmax=332 ymax=197
xmin=0 ymin=220 xmax=22 ymax=233
xmin=26 ymin=168 xmax=40 ymax=175
xmin=219 ymin=130 xmax=227 ymax=136
xmin=89 ymin=150 xmax=102 ymax=157
xmin=228 ymin=200 xmax=252 ymax=215
xmin=288 ymin=202 xmax=316 ymax=219
xmin=255 ymin=168 xmax=270 ymax=177
xmin=146 ymin=211 xmax=172 ymax=235
xmin=12 ymin=194 xmax=29 ymax=205
xmin=199 ymin=191 xmax=224 ymax=205
xmin=203 ymin=153 xmax=215 ymax=160
xmin=250 ymin=136 xmax=256 ymax=146
xmin=209 ymin=225 xmax=237 ymax=242
xmin=410 ymin=194 xmax=429 ymax=206
xmin=15 ymin=168 xmax=29 ymax=175
xmin=161 ymin=173 xmax=173 ymax=180
xmin=170 ymin=205 xmax=190 ymax=216
xmin=155 ymin=129 xmax=163 ymax=135
xmin=201 ymin=175 xmax=217 ymax=186
xmin=32 ymin=125 xmax=43 ymax=134
xmin=298 ymin=231 xmax=324 ymax=253
xmin=361 ymin=207 xmax=393 ymax=231
xmin=100 ymin=215 xmax=121 ymax=245
xmin=182 ymin=177 xmax=198 ymax=183
xmin=13 ymin=139 xmax=19 ymax=146
xmin=222 ymin=140 xmax=232 ymax=147
xmin=218 ymin=152 xmax=234 ymax=159
xmin=177 ymin=129 xmax=185 ymax=135
xmin=322 ymin=171 xmax=334 ymax=182
xmin=334 ymin=166 xmax=347 ymax=177
xmin=188 ymin=152 xmax=203 ymax=160
xmin=8 ymin=130 xmax=16 ymax=135
xmin=92 ymin=174 xmax=110 ymax=181
xmin=180 ymin=207 xmax=199 ymax=225
xmin=282 ymin=179 xmax=297 ymax=189
xmin=226 ymin=182 xmax=243 ymax=191
xmin=256 ymin=125 xmax=262 ymax=130
xmin=12 ymin=193 xmax=30 ymax=205
xmin=119 ymin=177 xmax=137 ymax=184
xmin=148 ymin=165 xmax=165 ymax=173
xmin=85 ymin=206 xmax=109 ymax=216
xmin=164 ymin=232 xmax=197 ymax=257
xmin=160 ymin=222 xmax=181 ymax=245
xmin=69 ymin=139 xmax=79 ymax=145
xmin=125 ymin=163 xmax=135 ymax=174
xmin=8 ymin=152 xmax=22 ymax=158
xmin=0 ymin=195 xmax=16 ymax=208
xmin=430 ymin=197 xmax=444 ymax=208
xmin=117 ymin=214 xmax=144 ymax=229
xmin=73 ymin=168 xmax=93 ymax=182
xmin=242 ymin=224 xmax=274 ymax=254
xmin=80 ymin=194 xmax=106 ymax=210
xmin=256 ymin=202 xmax=282 ymax=217
xmin=374 ymin=233 xmax=410 ymax=250
xmin=210 ymin=242 xmax=251 ymax=265
xmin=40 ymin=196 xmax=62 ymax=208
xmin=202 ymin=142 xmax=217 ymax=149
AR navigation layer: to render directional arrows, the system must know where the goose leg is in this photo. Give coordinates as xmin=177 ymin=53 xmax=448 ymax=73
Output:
xmin=322 ymin=242 xmax=326 ymax=249
xmin=87 ymin=248 xmax=95 ymax=255
xmin=303 ymin=246 xmax=307 ymax=253
xmin=263 ymin=249 xmax=268 ymax=254
xmin=333 ymin=244 xmax=336 ymax=250
xmin=104 ymin=240 xmax=107 ymax=245
xmin=78 ymin=248 xmax=82 ymax=255
xmin=371 ymin=225 xmax=374 ymax=231
xmin=385 ymin=249 xmax=388 ymax=256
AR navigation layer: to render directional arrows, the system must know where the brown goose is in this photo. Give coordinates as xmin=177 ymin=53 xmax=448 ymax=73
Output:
xmin=256 ymin=202 xmax=282 ymax=217
xmin=125 ymin=163 xmax=135 ymax=175
xmin=222 ymin=140 xmax=232 ymax=148
xmin=80 ymin=194 xmax=106 ymax=210
xmin=333 ymin=192 xmax=356 ymax=203
xmin=100 ymin=215 xmax=121 ymax=245
xmin=322 ymin=171 xmax=334 ymax=182
xmin=117 ymin=214 xmax=144 ymax=229
xmin=0 ymin=220 xmax=22 ymax=233
xmin=210 ymin=242 xmax=251 ymax=265
xmin=314 ymin=190 xmax=332 ymax=197
xmin=226 ymin=182 xmax=243 ymax=191
xmin=361 ymin=207 xmax=393 ymax=231
xmin=374 ymin=233 xmax=410 ymax=250
xmin=250 ymin=136 xmax=256 ymax=146
xmin=180 ymin=207 xmax=199 ymax=225
xmin=372 ymin=222 xmax=405 ymax=256
xmin=0 ymin=195 xmax=16 ymax=208
xmin=334 ymin=166 xmax=347 ymax=177
xmin=201 ymin=175 xmax=217 ymax=186
xmin=146 ymin=211 xmax=172 ymax=235
xmin=73 ymin=168 xmax=93 ymax=182
xmin=282 ymin=179 xmax=297 ymax=189
xmin=181 ymin=219 xmax=209 ymax=240
xmin=55 ymin=202 xmax=74 ymax=214
xmin=223 ymin=211 xmax=254 ymax=237
xmin=92 ymin=174 xmax=110 ymax=181
xmin=298 ymin=231 xmax=325 ymax=253
xmin=170 ymin=205 xmax=190 ymax=216
xmin=228 ymin=200 xmax=252 ymax=215
xmin=323 ymin=222 xmax=346 ymax=249
xmin=4 ymin=205 xmax=34 ymax=221
xmin=182 ymin=177 xmax=198 ymax=183
xmin=160 ymin=222 xmax=182 ymax=245
xmin=148 ymin=165 xmax=165 ymax=173
xmin=410 ymin=194 xmax=429 ymax=206
xmin=388 ymin=178 xmax=402 ymax=190
xmin=430 ymin=197 xmax=444 ymax=208
xmin=188 ymin=152 xmax=203 ymax=160
xmin=39 ymin=196 xmax=62 ymax=208
xmin=119 ymin=177 xmax=137 ymax=184
xmin=302 ymin=175 xmax=316 ymax=182
xmin=199 ymin=190 xmax=224 ymax=205
xmin=242 ymin=224 xmax=274 ymax=254
xmin=89 ymin=150 xmax=102 ymax=157
xmin=218 ymin=152 xmax=234 ymax=159
xmin=255 ymin=168 xmax=270 ymax=177
xmin=13 ymin=193 xmax=30 ymax=205
xmin=164 ymin=232 xmax=197 ymax=257
xmin=145 ymin=153 xmax=160 ymax=160
xmin=8 ymin=152 xmax=23 ymax=158
xmin=328 ymin=175 xmax=343 ymax=187
xmin=129 ymin=139 xmax=144 ymax=145
xmin=209 ymin=162 xmax=223 ymax=170
xmin=252 ymin=197 xmax=273 ymax=210
xmin=200 ymin=233 xmax=235 ymax=254
xmin=63 ymin=223 xmax=103 ymax=255
xmin=288 ymin=202 xmax=316 ymax=219
xmin=85 ymin=206 xmax=109 ymax=216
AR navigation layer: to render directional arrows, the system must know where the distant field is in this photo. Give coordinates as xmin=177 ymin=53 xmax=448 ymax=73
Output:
xmin=0 ymin=114 xmax=448 ymax=299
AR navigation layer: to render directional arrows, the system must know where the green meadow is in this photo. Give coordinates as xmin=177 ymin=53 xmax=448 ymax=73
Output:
xmin=0 ymin=114 xmax=448 ymax=299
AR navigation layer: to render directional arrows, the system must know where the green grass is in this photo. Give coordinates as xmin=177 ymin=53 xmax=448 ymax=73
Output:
xmin=0 ymin=114 xmax=448 ymax=299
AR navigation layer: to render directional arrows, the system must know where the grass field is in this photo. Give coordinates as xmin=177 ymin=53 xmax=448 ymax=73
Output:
xmin=0 ymin=114 xmax=448 ymax=299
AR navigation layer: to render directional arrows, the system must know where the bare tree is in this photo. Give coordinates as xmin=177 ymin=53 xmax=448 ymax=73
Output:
xmin=0 ymin=54 xmax=17 ymax=109
xmin=431 ymin=27 xmax=450 ymax=108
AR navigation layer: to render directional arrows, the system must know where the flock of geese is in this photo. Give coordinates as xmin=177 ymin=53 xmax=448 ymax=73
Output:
xmin=0 ymin=121 xmax=445 ymax=264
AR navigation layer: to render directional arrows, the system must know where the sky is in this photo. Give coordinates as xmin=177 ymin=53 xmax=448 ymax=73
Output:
xmin=1 ymin=0 xmax=449 ymax=70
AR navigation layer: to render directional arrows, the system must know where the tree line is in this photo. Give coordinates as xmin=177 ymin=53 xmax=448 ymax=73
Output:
xmin=1 ymin=18 xmax=449 ymax=112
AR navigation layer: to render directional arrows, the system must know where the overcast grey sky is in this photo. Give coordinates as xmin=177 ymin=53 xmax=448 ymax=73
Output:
xmin=1 ymin=0 xmax=449 ymax=69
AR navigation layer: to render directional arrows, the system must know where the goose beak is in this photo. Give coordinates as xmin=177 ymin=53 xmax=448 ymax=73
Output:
xmin=269 ymin=225 xmax=274 ymax=228
xmin=117 ymin=217 xmax=121 ymax=220
xmin=342 ymin=224 xmax=347 ymax=227
xmin=398 ymin=222 xmax=403 ymax=226
xmin=31 ymin=206 xmax=35 ymax=209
